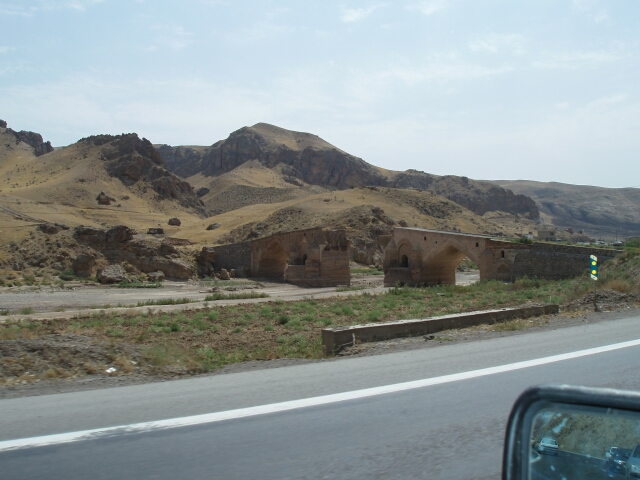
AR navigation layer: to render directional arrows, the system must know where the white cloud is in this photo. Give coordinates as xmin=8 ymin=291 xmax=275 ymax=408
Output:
xmin=378 ymin=60 xmax=515 ymax=85
xmin=469 ymin=34 xmax=525 ymax=56
xmin=584 ymin=93 xmax=627 ymax=111
xmin=0 ymin=46 xmax=16 ymax=53
xmin=533 ymin=50 xmax=621 ymax=69
xmin=340 ymin=5 xmax=382 ymax=23
xmin=405 ymin=0 xmax=447 ymax=16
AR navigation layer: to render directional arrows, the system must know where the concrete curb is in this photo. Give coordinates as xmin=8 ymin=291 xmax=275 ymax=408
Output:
xmin=321 ymin=304 xmax=560 ymax=355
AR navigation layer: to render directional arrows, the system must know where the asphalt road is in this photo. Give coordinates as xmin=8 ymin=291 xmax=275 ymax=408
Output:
xmin=2 ymin=312 xmax=640 ymax=479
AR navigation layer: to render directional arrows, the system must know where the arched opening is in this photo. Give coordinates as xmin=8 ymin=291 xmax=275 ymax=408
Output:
xmin=456 ymin=256 xmax=480 ymax=286
xmin=302 ymin=254 xmax=307 ymax=265
xmin=257 ymin=241 xmax=289 ymax=279
xmin=423 ymin=243 xmax=481 ymax=286
xmin=397 ymin=242 xmax=412 ymax=269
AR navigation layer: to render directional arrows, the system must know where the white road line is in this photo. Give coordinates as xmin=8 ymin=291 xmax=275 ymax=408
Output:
xmin=2 ymin=337 xmax=640 ymax=452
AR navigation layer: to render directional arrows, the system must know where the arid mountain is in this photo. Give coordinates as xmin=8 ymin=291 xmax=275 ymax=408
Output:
xmin=157 ymin=123 xmax=539 ymax=218
xmin=0 ymin=120 xmax=537 ymax=280
xmin=0 ymin=124 xmax=206 ymax=218
xmin=0 ymin=119 xmax=53 ymax=157
xmin=493 ymin=180 xmax=640 ymax=240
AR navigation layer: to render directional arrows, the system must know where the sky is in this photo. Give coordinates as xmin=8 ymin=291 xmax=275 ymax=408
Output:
xmin=1 ymin=0 xmax=639 ymax=188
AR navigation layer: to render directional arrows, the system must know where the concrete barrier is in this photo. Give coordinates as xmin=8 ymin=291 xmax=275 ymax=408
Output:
xmin=321 ymin=304 xmax=559 ymax=355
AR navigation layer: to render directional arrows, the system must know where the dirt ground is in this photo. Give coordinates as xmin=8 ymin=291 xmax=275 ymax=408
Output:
xmin=0 ymin=271 xmax=480 ymax=319
xmin=2 ymin=304 xmax=638 ymax=400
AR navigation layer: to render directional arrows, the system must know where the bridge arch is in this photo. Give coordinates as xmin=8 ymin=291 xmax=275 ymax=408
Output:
xmin=256 ymin=239 xmax=289 ymax=279
xmin=397 ymin=241 xmax=413 ymax=268
xmin=422 ymin=238 xmax=484 ymax=286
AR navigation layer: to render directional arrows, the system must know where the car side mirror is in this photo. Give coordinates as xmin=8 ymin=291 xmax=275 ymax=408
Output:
xmin=503 ymin=385 xmax=640 ymax=480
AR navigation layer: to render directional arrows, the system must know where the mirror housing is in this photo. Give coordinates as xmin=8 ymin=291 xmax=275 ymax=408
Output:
xmin=503 ymin=385 xmax=640 ymax=480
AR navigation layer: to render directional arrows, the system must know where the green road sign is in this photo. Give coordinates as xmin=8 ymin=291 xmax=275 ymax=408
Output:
xmin=590 ymin=255 xmax=598 ymax=280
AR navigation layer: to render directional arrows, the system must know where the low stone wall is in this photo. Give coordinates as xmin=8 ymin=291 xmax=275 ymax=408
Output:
xmin=321 ymin=304 xmax=559 ymax=355
xmin=211 ymin=241 xmax=252 ymax=274
xmin=509 ymin=244 xmax=618 ymax=282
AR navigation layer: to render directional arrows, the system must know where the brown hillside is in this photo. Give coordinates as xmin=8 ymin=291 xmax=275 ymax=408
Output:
xmin=158 ymin=123 xmax=539 ymax=218
xmin=0 ymin=121 xmax=525 ymax=275
xmin=0 ymin=127 xmax=206 ymax=218
xmin=493 ymin=180 xmax=640 ymax=239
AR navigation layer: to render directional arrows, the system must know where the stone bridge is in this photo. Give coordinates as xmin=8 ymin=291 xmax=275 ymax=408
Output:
xmin=251 ymin=228 xmax=350 ymax=287
xmin=383 ymin=227 xmax=617 ymax=287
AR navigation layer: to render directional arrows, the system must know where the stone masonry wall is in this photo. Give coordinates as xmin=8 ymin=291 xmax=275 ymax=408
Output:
xmin=508 ymin=244 xmax=617 ymax=282
xmin=211 ymin=241 xmax=252 ymax=273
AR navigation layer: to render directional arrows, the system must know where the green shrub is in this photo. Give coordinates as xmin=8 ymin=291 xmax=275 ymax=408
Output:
xmin=58 ymin=269 xmax=76 ymax=281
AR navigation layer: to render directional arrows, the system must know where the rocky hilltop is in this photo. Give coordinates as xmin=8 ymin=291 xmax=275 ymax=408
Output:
xmin=0 ymin=119 xmax=54 ymax=156
xmin=81 ymin=133 xmax=206 ymax=215
xmin=493 ymin=180 xmax=640 ymax=239
xmin=159 ymin=123 xmax=388 ymax=189
xmin=158 ymin=123 xmax=539 ymax=218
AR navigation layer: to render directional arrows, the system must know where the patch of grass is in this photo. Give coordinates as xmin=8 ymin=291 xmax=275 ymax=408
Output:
xmin=603 ymin=279 xmax=634 ymax=294
xmin=207 ymin=310 xmax=219 ymax=322
xmin=493 ymin=319 xmax=527 ymax=331
xmin=106 ymin=328 xmax=124 ymax=338
xmin=18 ymin=307 xmax=34 ymax=315
xmin=336 ymin=285 xmax=368 ymax=292
xmin=203 ymin=292 xmax=269 ymax=301
xmin=263 ymin=324 xmax=274 ymax=331
xmin=278 ymin=314 xmax=290 ymax=325
xmin=58 ymin=269 xmax=76 ymax=281
xmin=351 ymin=267 xmax=384 ymax=275
xmin=136 ymin=298 xmax=193 ymax=307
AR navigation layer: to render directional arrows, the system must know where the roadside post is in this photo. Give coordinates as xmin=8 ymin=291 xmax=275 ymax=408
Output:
xmin=590 ymin=255 xmax=598 ymax=312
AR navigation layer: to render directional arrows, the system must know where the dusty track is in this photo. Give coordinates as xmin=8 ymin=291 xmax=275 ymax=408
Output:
xmin=0 ymin=272 xmax=481 ymax=321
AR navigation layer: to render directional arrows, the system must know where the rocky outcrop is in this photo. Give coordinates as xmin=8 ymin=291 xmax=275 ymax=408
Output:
xmin=80 ymin=133 xmax=206 ymax=216
xmin=196 ymin=247 xmax=216 ymax=277
xmin=97 ymin=264 xmax=127 ymax=284
xmin=159 ymin=123 xmax=388 ymax=189
xmin=72 ymin=253 xmax=97 ymax=277
xmin=147 ymin=271 xmax=165 ymax=282
xmin=1 ymin=121 xmax=54 ymax=156
xmin=206 ymin=223 xmax=221 ymax=230
xmin=168 ymin=217 xmax=181 ymax=226
xmin=96 ymin=192 xmax=116 ymax=205
xmin=38 ymin=223 xmax=69 ymax=234
xmin=196 ymin=187 xmax=210 ymax=197
xmin=391 ymin=172 xmax=539 ymax=218
xmin=73 ymin=225 xmax=194 ymax=280
xmin=147 ymin=228 xmax=164 ymax=234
